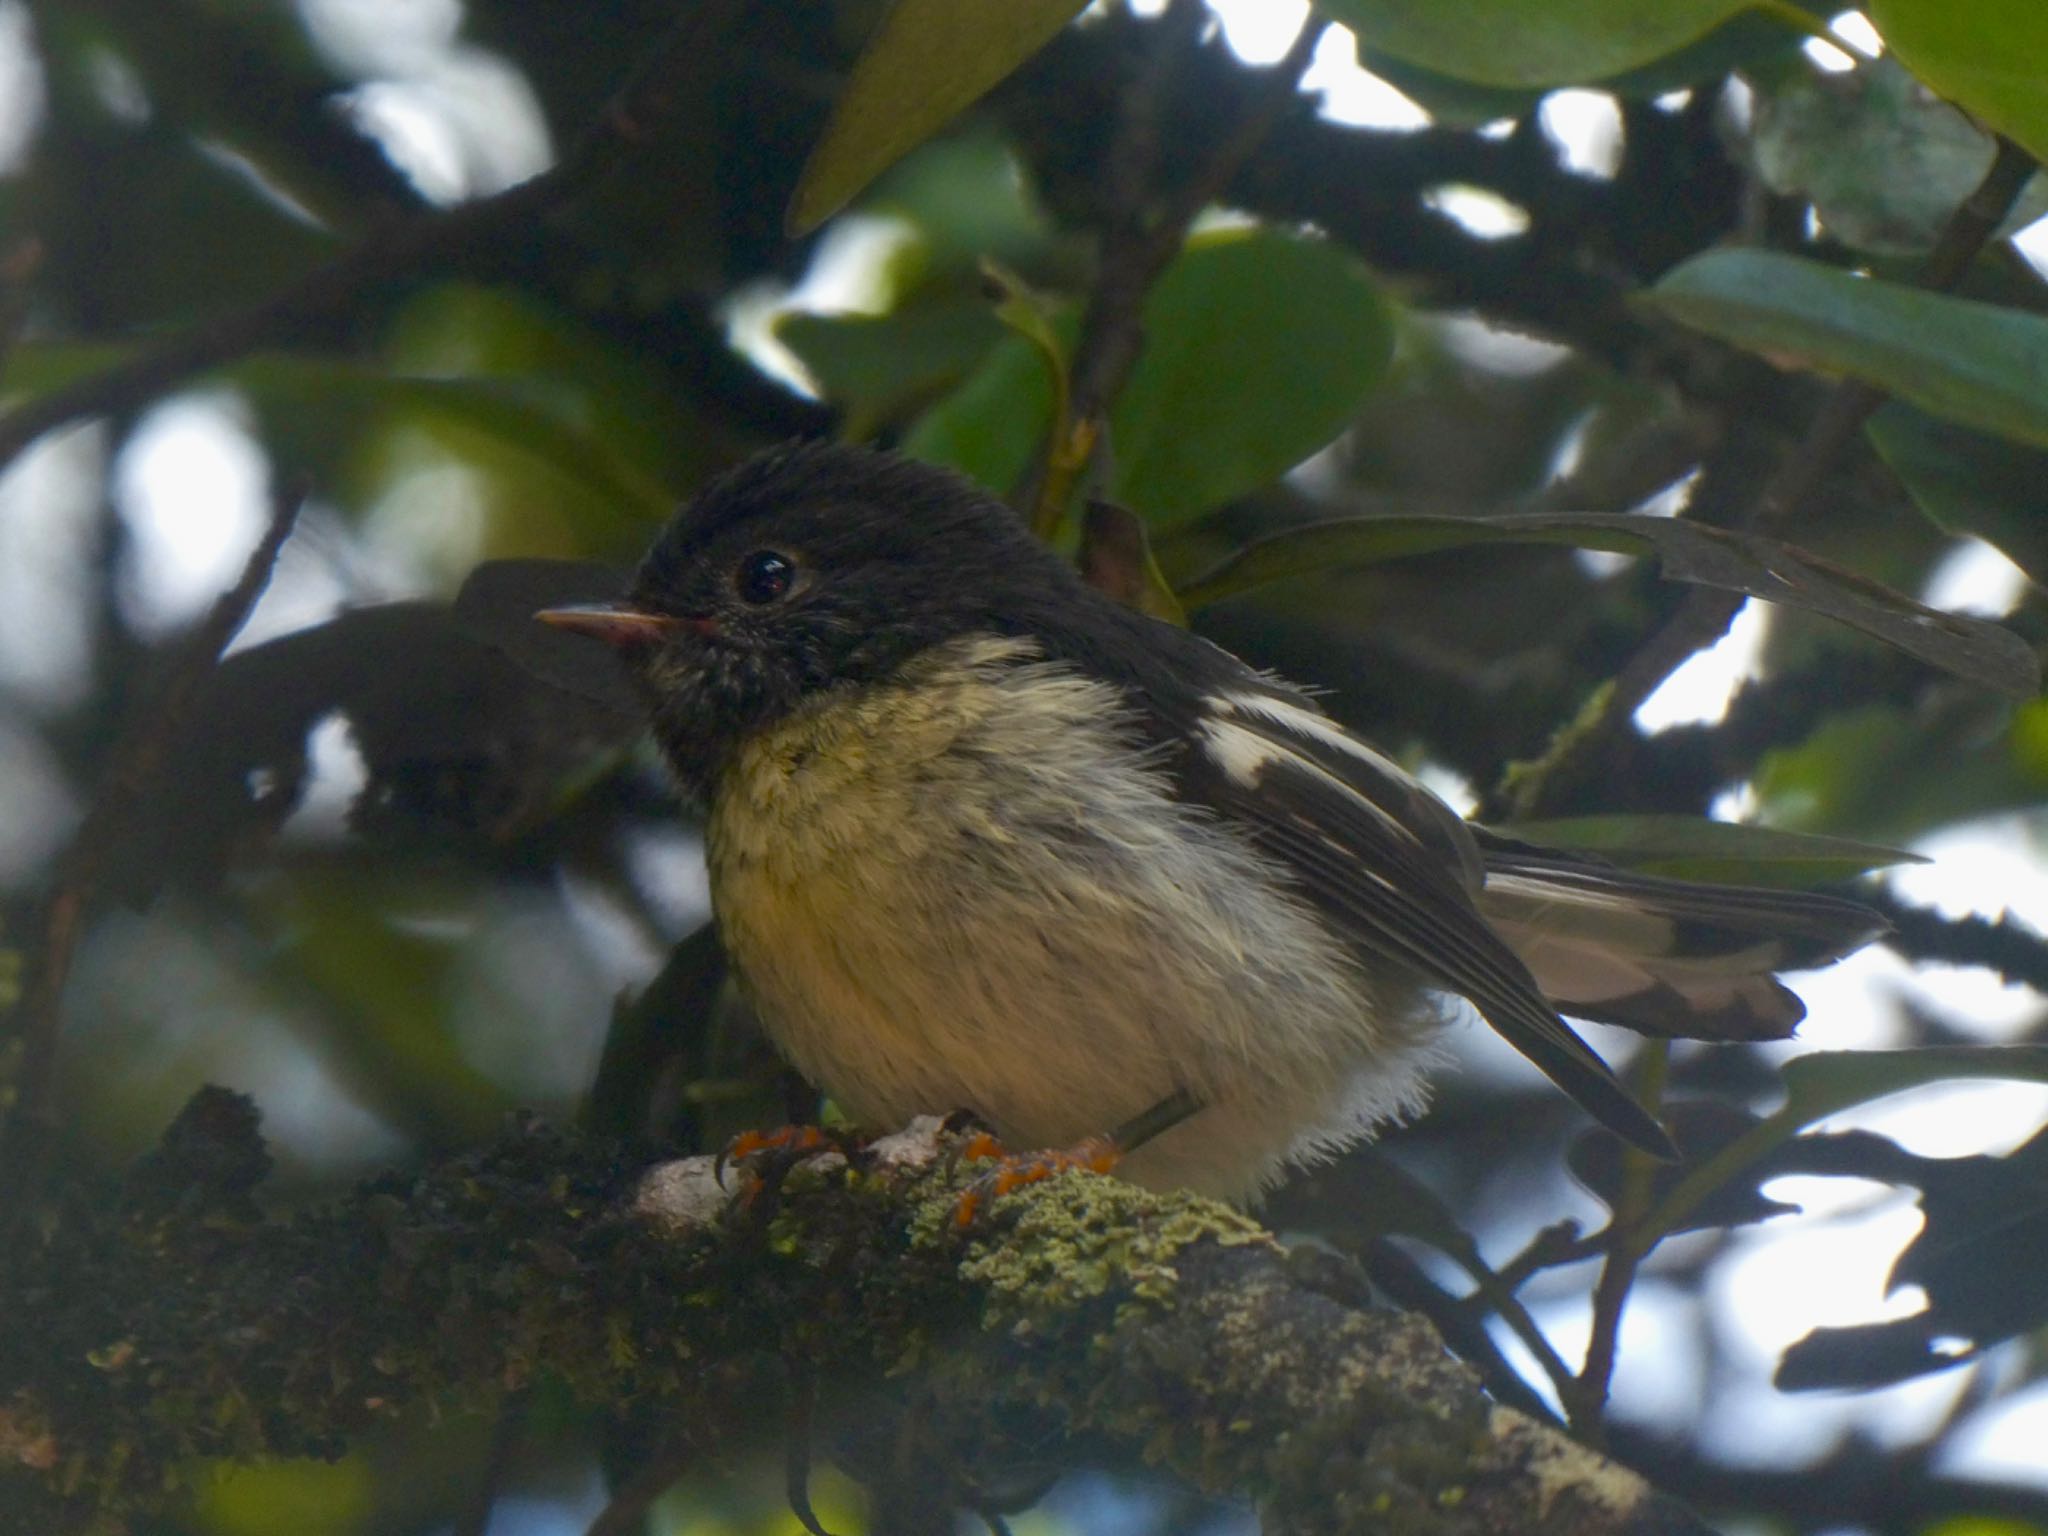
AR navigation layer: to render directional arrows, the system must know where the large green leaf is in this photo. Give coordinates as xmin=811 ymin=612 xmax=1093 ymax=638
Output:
xmin=1645 ymin=250 xmax=2048 ymax=449
xmin=1311 ymin=0 xmax=1809 ymax=87
xmin=903 ymin=228 xmax=1394 ymax=523
xmin=787 ymin=0 xmax=1089 ymax=235
xmin=1500 ymin=815 xmax=1925 ymax=885
xmin=1112 ymin=228 xmax=1394 ymax=522
xmin=1866 ymin=403 xmax=2048 ymax=588
xmin=1871 ymin=0 xmax=2048 ymax=166
xmin=1176 ymin=509 xmax=2039 ymax=696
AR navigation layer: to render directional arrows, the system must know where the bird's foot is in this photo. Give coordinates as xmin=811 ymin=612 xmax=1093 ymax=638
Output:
xmin=715 ymin=1123 xmax=867 ymax=1207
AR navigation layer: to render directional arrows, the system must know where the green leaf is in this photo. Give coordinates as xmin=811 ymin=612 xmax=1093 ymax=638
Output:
xmin=1645 ymin=249 xmax=2048 ymax=450
xmin=1110 ymin=228 xmax=1395 ymax=524
xmin=776 ymin=295 xmax=1004 ymax=436
xmin=1176 ymin=509 xmax=2039 ymax=696
xmin=1866 ymin=403 xmax=2048 ymax=588
xmin=1781 ymin=1045 xmax=2048 ymax=1121
xmin=1752 ymin=56 xmax=2048 ymax=255
xmin=788 ymin=0 xmax=1089 ymax=235
xmin=904 ymin=228 xmax=1396 ymax=522
xmin=900 ymin=327 xmax=1055 ymax=498
xmin=1311 ymin=0 xmax=1811 ymax=87
xmin=1870 ymin=0 xmax=2048 ymax=165
xmin=1499 ymin=814 xmax=1926 ymax=885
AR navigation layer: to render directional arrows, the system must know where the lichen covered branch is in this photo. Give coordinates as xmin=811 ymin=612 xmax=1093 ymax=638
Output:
xmin=1 ymin=1092 xmax=1707 ymax=1535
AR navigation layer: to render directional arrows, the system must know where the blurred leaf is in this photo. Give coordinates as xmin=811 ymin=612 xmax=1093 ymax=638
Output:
xmin=1178 ymin=509 xmax=2039 ymax=696
xmin=189 ymin=1454 xmax=375 ymax=1536
xmin=1645 ymin=249 xmax=2048 ymax=449
xmin=776 ymin=294 xmax=1005 ymax=437
xmin=239 ymin=359 xmax=674 ymax=533
xmin=1778 ymin=1122 xmax=2048 ymax=1388
xmin=1312 ymin=0 xmax=1811 ymax=87
xmin=1112 ymin=228 xmax=1395 ymax=523
xmin=1500 ymin=814 xmax=1925 ymax=885
xmin=1779 ymin=1045 xmax=2048 ymax=1120
xmin=1754 ymin=695 xmax=2048 ymax=841
xmin=1752 ymin=56 xmax=2048 ymax=255
xmin=1870 ymin=0 xmax=2048 ymax=164
xmin=904 ymin=228 xmax=1395 ymax=521
xmin=1866 ymin=403 xmax=2048 ymax=587
xmin=900 ymin=323 xmax=1055 ymax=497
xmin=788 ymin=0 xmax=1090 ymax=234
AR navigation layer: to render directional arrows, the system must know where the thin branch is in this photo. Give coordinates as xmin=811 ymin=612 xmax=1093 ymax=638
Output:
xmin=1565 ymin=1043 xmax=1670 ymax=1440
xmin=1871 ymin=888 xmax=2048 ymax=994
xmin=584 ymin=1440 xmax=697 ymax=1536
xmin=453 ymin=1393 xmax=529 ymax=1536
xmin=2 ymin=479 xmax=306 ymax=1209
xmin=0 ymin=0 xmax=743 ymax=479
xmin=1502 ymin=135 xmax=2040 ymax=821
xmin=1022 ymin=5 xmax=1326 ymax=535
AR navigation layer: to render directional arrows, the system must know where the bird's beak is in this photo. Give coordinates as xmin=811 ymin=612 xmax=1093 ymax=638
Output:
xmin=536 ymin=602 xmax=702 ymax=650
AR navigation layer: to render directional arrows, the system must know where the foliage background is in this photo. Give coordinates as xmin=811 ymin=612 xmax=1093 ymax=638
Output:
xmin=5 ymin=0 xmax=2048 ymax=1532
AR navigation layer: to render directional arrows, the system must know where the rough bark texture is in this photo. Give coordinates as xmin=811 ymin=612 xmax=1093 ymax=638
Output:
xmin=1 ymin=1090 xmax=1709 ymax=1535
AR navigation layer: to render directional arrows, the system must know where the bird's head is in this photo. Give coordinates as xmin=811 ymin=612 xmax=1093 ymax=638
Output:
xmin=539 ymin=440 xmax=1079 ymax=794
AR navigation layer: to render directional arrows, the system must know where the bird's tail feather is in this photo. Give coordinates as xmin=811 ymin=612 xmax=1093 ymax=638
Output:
xmin=1476 ymin=847 xmax=1886 ymax=1041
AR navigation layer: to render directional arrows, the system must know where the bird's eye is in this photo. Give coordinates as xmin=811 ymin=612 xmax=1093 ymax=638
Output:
xmin=735 ymin=550 xmax=797 ymax=605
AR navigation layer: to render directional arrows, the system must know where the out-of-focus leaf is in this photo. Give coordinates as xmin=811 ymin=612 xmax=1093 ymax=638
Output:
xmin=1870 ymin=0 xmax=2048 ymax=165
xmin=788 ymin=0 xmax=1090 ymax=234
xmin=1780 ymin=1045 xmax=2048 ymax=1120
xmin=776 ymin=294 xmax=1005 ymax=436
xmin=1866 ymin=403 xmax=2048 ymax=588
xmin=1754 ymin=699 xmax=2048 ymax=840
xmin=1778 ymin=1122 xmax=2048 ymax=1388
xmin=1177 ymin=509 xmax=2039 ymax=697
xmin=900 ymin=326 xmax=1054 ymax=498
xmin=239 ymin=359 xmax=675 ymax=529
xmin=450 ymin=558 xmax=643 ymax=714
xmin=1311 ymin=0 xmax=1809 ymax=87
xmin=1079 ymin=499 xmax=1185 ymax=624
xmin=119 ymin=603 xmax=641 ymax=900
xmin=1112 ymin=228 xmax=1394 ymax=523
xmin=1753 ymin=56 xmax=2048 ymax=254
xmin=904 ymin=228 xmax=1395 ymax=522
xmin=1501 ymin=814 xmax=1925 ymax=885
xmin=1645 ymin=250 xmax=2048 ymax=449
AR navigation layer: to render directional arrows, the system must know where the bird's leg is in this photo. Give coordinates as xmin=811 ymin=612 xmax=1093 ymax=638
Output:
xmin=951 ymin=1087 xmax=1204 ymax=1226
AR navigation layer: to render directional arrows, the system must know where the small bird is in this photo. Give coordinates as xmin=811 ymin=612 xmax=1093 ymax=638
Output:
xmin=541 ymin=441 xmax=1881 ymax=1202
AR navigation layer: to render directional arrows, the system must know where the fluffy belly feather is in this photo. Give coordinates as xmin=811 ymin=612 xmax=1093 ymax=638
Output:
xmin=705 ymin=635 xmax=1438 ymax=1201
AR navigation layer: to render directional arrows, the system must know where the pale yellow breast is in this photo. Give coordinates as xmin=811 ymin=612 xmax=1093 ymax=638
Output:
xmin=702 ymin=633 xmax=1434 ymax=1199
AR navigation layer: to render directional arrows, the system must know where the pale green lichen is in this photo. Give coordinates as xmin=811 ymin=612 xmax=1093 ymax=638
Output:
xmin=910 ymin=1169 xmax=1275 ymax=1331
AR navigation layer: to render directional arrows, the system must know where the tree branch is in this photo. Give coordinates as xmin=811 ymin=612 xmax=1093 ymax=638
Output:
xmin=0 ymin=1092 xmax=1712 ymax=1536
xmin=0 ymin=0 xmax=744 ymax=478
xmin=1500 ymin=136 xmax=2041 ymax=821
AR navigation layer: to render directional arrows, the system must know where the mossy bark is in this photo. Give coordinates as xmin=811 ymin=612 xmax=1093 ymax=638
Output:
xmin=0 ymin=1090 xmax=1708 ymax=1535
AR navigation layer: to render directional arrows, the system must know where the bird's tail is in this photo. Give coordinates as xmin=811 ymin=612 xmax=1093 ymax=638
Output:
xmin=1475 ymin=838 xmax=1886 ymax=1041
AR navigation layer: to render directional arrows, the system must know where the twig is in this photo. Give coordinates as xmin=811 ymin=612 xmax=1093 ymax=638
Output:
xmin=1871 ymin=889 xmax=2048 ymax=993
xmin=0 ymin=238 xmax=42 ymax=383
xmin=0 ymin=1 xmax=743 ymax=479
xmin=1502 ymin=135 xmax=2040 ymax=821
xmin=1021 ymin=4 xmax=1326 ymax=534
xmin=583 ymin=1440 xmax=697 ymax=1536
xmin=1565 ymin=1043 xmax=1670 ymax=1440
xmin=453 ymin=1392 xmax=528 ymax=1536
xmin=1 ymin=480 xmax=304 ymax=1209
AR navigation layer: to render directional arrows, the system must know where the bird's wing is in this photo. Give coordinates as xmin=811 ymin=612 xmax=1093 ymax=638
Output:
xmin=1173 ymin=685 xmax=1674 ymax=1156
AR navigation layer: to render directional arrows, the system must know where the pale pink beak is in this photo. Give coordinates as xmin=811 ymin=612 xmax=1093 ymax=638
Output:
xmin=536 ymin=602 xmax=702 ymax=650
